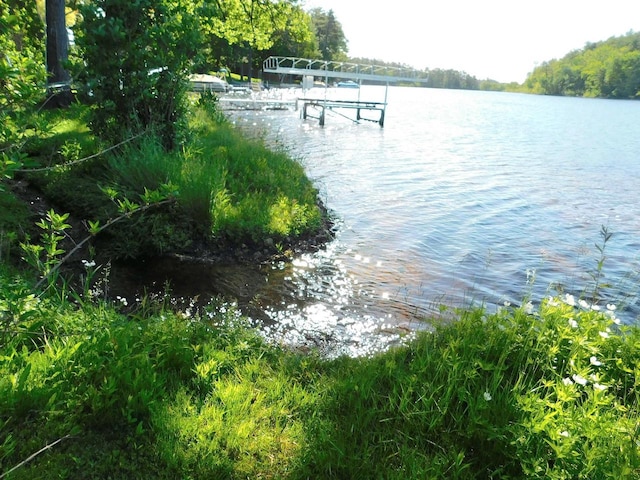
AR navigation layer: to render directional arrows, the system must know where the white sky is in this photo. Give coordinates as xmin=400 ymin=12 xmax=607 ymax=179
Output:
xmin=303 ymin=0 xmax=640 ymax=83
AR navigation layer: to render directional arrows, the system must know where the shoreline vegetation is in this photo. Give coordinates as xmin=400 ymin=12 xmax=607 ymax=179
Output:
xmin=1 ymin=97 xmax=639 ymax=479
xmin=2 ymin=1 xmax=640 ymax=474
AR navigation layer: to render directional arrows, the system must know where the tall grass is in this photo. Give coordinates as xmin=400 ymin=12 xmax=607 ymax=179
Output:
xmin=34 ymin=103 xmax=323 ymax=258
xmin=185 ymin=107 xmax=322 ymax=242
xmin=1 ymin=257 xmax=638 ymax=479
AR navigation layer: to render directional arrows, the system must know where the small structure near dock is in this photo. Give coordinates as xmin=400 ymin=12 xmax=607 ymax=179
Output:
xmin=300 ymin=98 xmax=387 ymax=126
xmin=263 ymin=56 xmax=429 ymax=127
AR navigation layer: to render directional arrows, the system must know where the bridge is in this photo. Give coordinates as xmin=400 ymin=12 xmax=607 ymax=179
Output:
xmin=262 ymin=56 xmax=429 ymax=85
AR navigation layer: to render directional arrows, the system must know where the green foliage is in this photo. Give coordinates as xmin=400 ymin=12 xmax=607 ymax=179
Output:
xmin=424 ymin=67 xmax=480 ymax=90
xmin=24 ymin=103 xmax=323 ymax=261
xmin=20 ymin=209 xmax=71 ymax=290
xmin=73 ymin=0 xmax=201 ymax=150
xmin=266 ymin=7 xmax=320 ymax=59
xmin=308 ymin=8 xmax=348 ymax=61
xmin=2 ymin=272 xmax=638 ymax=479
xmin=0 ymin=0 xmax=48 ymax=189
xmin=200 ymin=0 xmax=315 ymax=77
xmin=189 ymin=110 xmax=322 ymax=242
xmin=0 ymin=268 xmax=42 ymax=349
xmin=211 ymin=0 xmax=310 ymax=53
xmin=0 ymin=191 xmax=31 ymax=261
xmin=524 ymin=31 xmax=640 ymax=98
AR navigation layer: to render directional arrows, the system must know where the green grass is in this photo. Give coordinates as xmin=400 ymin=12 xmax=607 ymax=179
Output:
xmin=3 ymin=95 xmax=639 ymax=479
xmin=28 ymin=101 xmax=322 ymax=259
xmin=1 ymin=262 xmax=638 ymax=479
xmin=185 ymin=107 xmax=322 ymax=241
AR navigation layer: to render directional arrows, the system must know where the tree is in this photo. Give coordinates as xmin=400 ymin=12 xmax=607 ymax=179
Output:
xmin=523 ymin=31 xmax=640 ymax=99
xmin=266 ymin=7 xmax=319 ymax=60
xmin=75 ymin=0 xmax=201 ymax=150
xmin=207 ymin=0 xmax=312 ymax=80
xmin=308 ymin=8 xmax=348 ymax=61
xmin=45 ymin=0 xmax=73 ymax=107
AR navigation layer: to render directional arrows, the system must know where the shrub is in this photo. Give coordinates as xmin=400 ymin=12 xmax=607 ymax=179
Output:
xmin=74 ymin=0 xmax=201 ymax=150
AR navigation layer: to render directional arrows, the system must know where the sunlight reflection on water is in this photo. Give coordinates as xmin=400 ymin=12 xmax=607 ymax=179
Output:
xmin=113 ymin=87 xmax=640 ymax=357
xmin=228 ymin=88 xmax=640 ymax=335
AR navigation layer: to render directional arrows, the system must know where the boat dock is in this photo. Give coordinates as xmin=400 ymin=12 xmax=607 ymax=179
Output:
xmin=300 ymin=98 xmax=387 ymax=126
xmin=262 ymin=56 xmax=429 ymax=127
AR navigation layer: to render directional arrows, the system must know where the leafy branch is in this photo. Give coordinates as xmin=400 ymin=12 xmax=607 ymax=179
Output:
xmin=24 ymin=183 xmax=178 ymax=292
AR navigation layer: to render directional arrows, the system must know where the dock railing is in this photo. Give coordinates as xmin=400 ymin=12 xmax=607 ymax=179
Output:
xmin=262 ymin=56 xmax=429 ymax=84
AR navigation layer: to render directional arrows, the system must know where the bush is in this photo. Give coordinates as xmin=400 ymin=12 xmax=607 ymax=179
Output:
xmin=74 ymin=0 xmax=201 ymax=150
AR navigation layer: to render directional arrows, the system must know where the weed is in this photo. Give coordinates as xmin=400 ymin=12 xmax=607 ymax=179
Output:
xmin=588 ymin=224 xmax=613 ymax=303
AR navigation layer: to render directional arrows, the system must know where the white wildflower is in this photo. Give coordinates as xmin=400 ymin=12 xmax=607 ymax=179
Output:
xmin=591 ymin=304 xmax=601 ymax=311
xmin=593 ymin=383 xmax=608 ymax=391
xmin=579 ymin=299 xmax=590 ymax=309
xmin=564 ymin=293 xmax=576 ymax=306
xmin=483 ymin=391 xmax=492 ymax=401
xmin=568 ymin=318 xmax=578 ymax=329
xmin=524 ymin=301 xmax=534 ymax=314
xmin=604 ymin=307 xmax=621 ymax=325
xmin=562 ymin=377 xmax=573 ymax=386
xmin=572 ymin=374 xmax=588 ymax=386
xmin=589 ymin=356 xmax=602 ymax=367
xmin=559 ymin=430 xmax=570 ymax=438
xmin=82 ymin=259 xmax=96 ymax=268
xmin=599 ymin=331 xmax=610 ymax=339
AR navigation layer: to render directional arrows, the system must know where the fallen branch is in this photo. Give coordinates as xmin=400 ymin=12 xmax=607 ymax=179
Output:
xmin=0 ymin=434 xmax=73 ymax=478
xmin=16 ymin=131 xmax=147 ymax=173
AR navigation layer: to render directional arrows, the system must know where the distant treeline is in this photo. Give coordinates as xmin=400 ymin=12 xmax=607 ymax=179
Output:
xmin=354 ymin=31 xmax=640 ymax=99
xmin=348 ymin=56 xmax=519 ymax=92
xmin=523 ymin=30 xmax=640 ymax=98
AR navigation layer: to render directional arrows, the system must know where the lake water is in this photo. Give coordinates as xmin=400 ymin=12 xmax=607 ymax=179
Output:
xmin=114 ymin=87 xmax=640 ymax=357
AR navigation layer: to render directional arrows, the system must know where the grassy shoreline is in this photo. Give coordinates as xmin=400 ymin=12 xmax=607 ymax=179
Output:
xmin=1 ymin=268 xmax=638 ymax=478
xmin=1 ymin=104 xmax=639 ymax=478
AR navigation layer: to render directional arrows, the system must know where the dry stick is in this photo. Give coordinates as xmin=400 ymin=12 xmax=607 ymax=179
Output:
xmin=0 ymin=435 xmax=73 ymax=479
xmin=34 ymin=199 xmax=175 ymax=292
xmin=16 ymin=131 xmax=147 ymax=173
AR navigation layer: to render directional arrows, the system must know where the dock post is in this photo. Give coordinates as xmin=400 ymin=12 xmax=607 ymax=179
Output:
xmin=319 ymin=106 xmax=325 ymax=126
xmin=302 ymin=102 xmax=307 ymax=119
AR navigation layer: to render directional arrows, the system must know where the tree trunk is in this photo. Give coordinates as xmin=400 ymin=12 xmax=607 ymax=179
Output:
xmin=46 ymin=0 xmax=73 ymax=107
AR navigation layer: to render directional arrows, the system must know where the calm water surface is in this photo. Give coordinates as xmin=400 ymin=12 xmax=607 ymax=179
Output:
xmin=116 ymin=87 xmax=640 ymax=356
